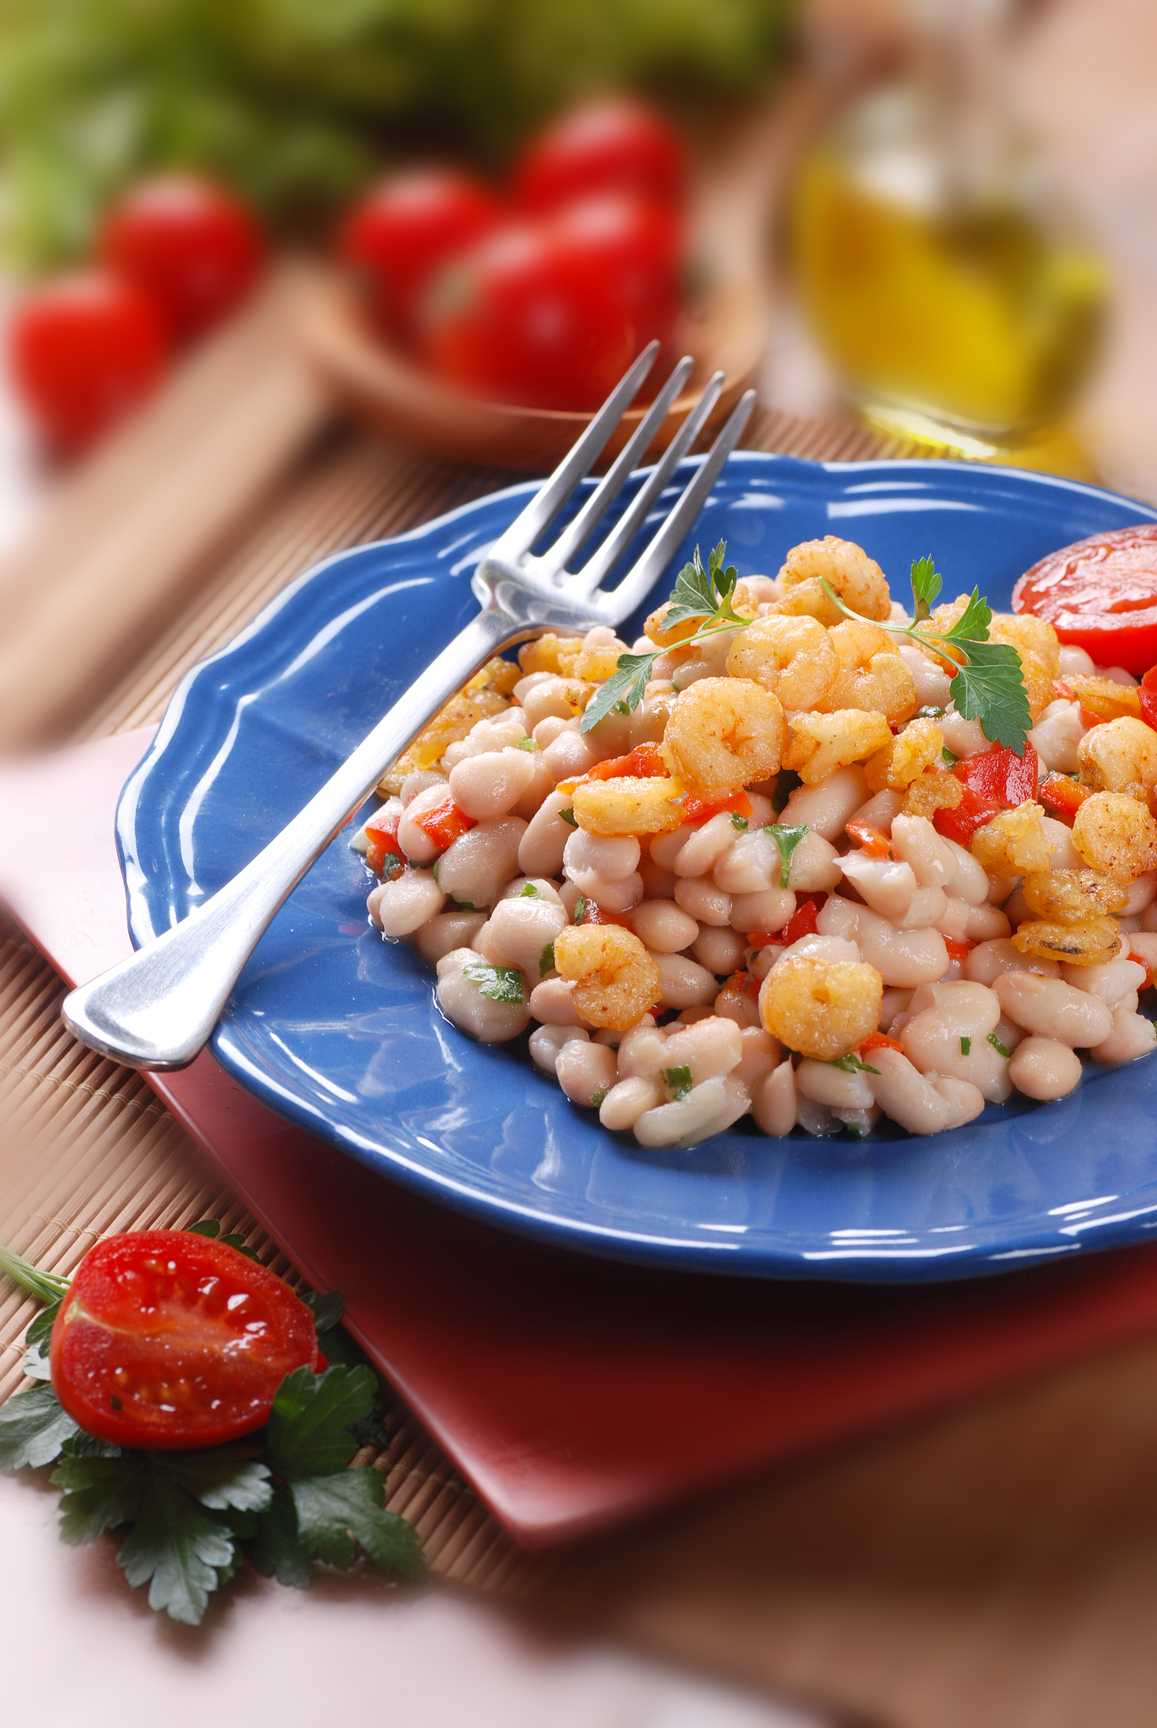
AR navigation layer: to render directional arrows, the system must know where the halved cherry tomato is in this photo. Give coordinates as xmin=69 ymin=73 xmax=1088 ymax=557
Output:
xmin=364 ymin=806 xmax=403 ymax=875
xmin=845 ymin=817 xmax=891 ymax=857
xmin=339 ymin=168 xmax=500 ymax=345
xmin=50 ymin=1231 xmax=321 ymax=1449
xmin=1039 ymin=772 xmax=1089 ymax=820
xmin=681 ymin=789 xmax=753 ymax=825
xmin=409 ymin=793 xmax=475 ymax=850
xmin=548 ymin=194 xmax=683 ymax=352
xmin=1139 ymin=665 xmax=1157 ymax=734
xmin=1013 ymin=524 xmax=1157 ymax=677
xmin=860 ymin=1031 xmax=903 ymax=1055
xmin=779 ymin=894 xmax=825 ymax=945
xmin=100 ymin=176 xmax=264 ymax=344
xmin=513 ymin=98 xmax=689 ymax=215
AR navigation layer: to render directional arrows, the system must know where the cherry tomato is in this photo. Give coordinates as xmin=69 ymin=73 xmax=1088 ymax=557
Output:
xmin=50 ymin=1230 xmax=321 ymax=1449
xmin=513 ymin=98 xmax=689 ymax=214
xmin=1012 ymin=523 xmax=1157 ymax=676
xmin=339 ymin=169 xmax=500 ymax=344
xmin=424 ymin=222 xmax=636 ymax=410
xmin=8 ymin=272 xmax=169 ymax=452
xmin=549 ymin=194 xmax=683 ymax=351
xmin=101 ymin=176 xmax=264 ymax=344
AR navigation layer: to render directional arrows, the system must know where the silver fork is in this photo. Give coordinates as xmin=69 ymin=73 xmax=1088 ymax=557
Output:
xmin=62 ymin=343 xmax=756 ymax=1070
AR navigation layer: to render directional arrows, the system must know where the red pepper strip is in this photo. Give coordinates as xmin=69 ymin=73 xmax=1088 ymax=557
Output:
xmin=934 ymin=784 xmax=1003 ymax=847
xmin=1140 ymin=666 xmax=1157 ymax=734
xmin=364 ymin=807 xmax=403 ymax=876
xmin=860 ymin=1031 xmax=903 ymax=1055
xmin=1038 ymin=773 xmax=1089 ymax=821
xmin=779 ymin=893 xmax=825 ymax=945
xmin=1053 ymin=680 xmax=1074 ymax=701
xmin=681 ymin=788 xmax=753 ymax=825
xmin=845 ymin=817 xmax=891 ymax=857
xmin=410 ymin=793 xmax=475 ymax=851
xmin=954 ymin=741 xmax=1038 ymax=807
xmin=745 ymin=929 xmax=777 ymax=950
xmin=942 ymin=936 xmax=975 ymax=961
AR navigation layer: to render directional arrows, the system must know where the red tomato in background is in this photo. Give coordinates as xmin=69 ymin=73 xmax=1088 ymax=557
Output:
xmin=1013 ymin=523 xmax=1157 ymax=677
xmin=50 ymin=1230 xmax=322 ymax=1449
xmin=101 ymin=176 xmax=264 ymax=344
xmin=513 ymin=97 xmax=689 ymax=215
xmin=423 ymin=222 xmax=637 ymax=410
xmin=8 ymin=272 xmax=169 ymax=452
xmin=550 ymin=194 xmax=683 ymax=351
xmin=340 ymin=169 xmax=501 ymax=344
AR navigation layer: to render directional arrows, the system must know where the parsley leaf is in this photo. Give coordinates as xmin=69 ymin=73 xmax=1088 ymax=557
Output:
xmin=23 ymin=1295 xmax=62 ymax=1380
xmin=251 ymin=1485 xmax=315 ymax=1589
xmin=461 ymin=959 xmax=526 ymax=1004
xmin=771 ymin=770 xmax=801 ymax=814
xmin=731 ymin=811 xmax=748 ymax=831
xmin=0 ymin=1381 xmax=78 ymax=1469
xmin=519 ymin=882 xmax=540 ymax=896
xmin=828 ymin=1053 xmax=880 ymax=1074
xmin=945 ymin=637 xmax=1033 ymax=751
xmin=184 ymin=1218 xmax=260 ymax=1260
xmin=910 ymin=554 xmax=942 ymax=620
xmin=115 ymin=1470 xmax=240 ymax=1625
xmin=662 ymin=1065 xmax=694 ymax=1101
xmin=264 ymin=1364 xmax=374 ymax=1480
xmin=590 ymin=1090 xmax=607 ymax=1109
xmin=664 ymin=540 xmax=742 ymax=628
xmin=558 ymin=807 xmax=578 ymax=829
xmin=579 ymin=651 xmax=657 ymax=734
xmin=539 ymin=940 xmax=555 ymax=977
xmin=516 ymin=736 xmax=538 ymax=750
xmin=291 ymin=1468 xmax=425 ymax=1577
xmin=573 ymin=895 xmax=586 ymax=924
xmin=764 ymin=823 xmax=809 ymax=889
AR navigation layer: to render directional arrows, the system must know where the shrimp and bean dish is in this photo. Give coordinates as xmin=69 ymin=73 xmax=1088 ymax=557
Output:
xmin=352 ymin=533 xmax=1157 ymax=1149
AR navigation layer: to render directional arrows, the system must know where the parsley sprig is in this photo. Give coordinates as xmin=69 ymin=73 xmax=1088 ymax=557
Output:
xmin=820 ymin=556 xmax=1031 ymax=753
xmin=0 ymin=1235 xmax=424 ymax=1625
xmin=580 ymin=541 xmax=743 ymax=734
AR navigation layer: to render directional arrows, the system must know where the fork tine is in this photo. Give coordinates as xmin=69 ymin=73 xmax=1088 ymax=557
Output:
xmin=536 ymin=354 xmax=695 ymax=577
xmin=569 ymin=368 xmax=726 ymax=598
xmin=603 ymin=387 xmax=757 ymax=618
xmin=484 ymin=341 xmax=661 ymax=567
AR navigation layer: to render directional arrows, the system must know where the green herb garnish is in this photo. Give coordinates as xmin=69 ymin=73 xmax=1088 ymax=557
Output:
xmin=764 ymin=822 xmax=809 ymax=889
xmin=462 ymin=960 xmax=526 ymax=1004
xmin=519 ymin=882 xmax=540 ymax=896
xmin=539 ymin=941 xmax=555 ymax=977
xmin=590 ymin=1091 xmax=607 ymax=1109
xmin=960 ymin=1035 xmax=972 ymax=1055
xmin=559 ymin=807 xmax=578 ymax=828
xmin=573 ymin=896 xmax=586 ymax=924
xmin=186 ymin=1217 xmax=259 ymax=1261
xmin=988 ymin=1032 xmax=1011 ymax=1057
xmin=516 ymin=736 xmax=538 ymax=750
xmin=731 ymin=810 xmax=748 ymax=831
xmin=828 ymin=1053 xmax=880 ymax=1075
xmin=662 ymin=1065 xmax=694 ymax=1101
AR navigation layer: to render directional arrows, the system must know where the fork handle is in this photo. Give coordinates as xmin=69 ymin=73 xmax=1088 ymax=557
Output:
xmin=62 ymin=608 xmax=529 ymax=1069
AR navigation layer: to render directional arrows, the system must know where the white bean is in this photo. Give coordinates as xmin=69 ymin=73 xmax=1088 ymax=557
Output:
xmin=785 ymin=830 xmax=842 ymax=892
xmin=751 ymin=1058 xmax=797 ymax=1136
xmin=729 ymin=886 xmax=796 ymax=934
xmin=528 ymin=977 xmax=584 ymax=1025
xmin=399 ymin=769 xmax=447 ymax=805
xmin=617 ymin=1023 xmax=669 ymax=1078
xmin=414 ymin=909 xmax=486 ymax=963
xmin=674 ymin=813 xmax=738 ymax=878
xmin=513 ymin=669 xmax=553 ymax=704
xmin=563 ymin=829 xmax=640 ymax=884
xmin=797 ymin=1058 xmax=874 ymax=1110
xmin=498 ymin=876 xmax=563 ymax=905
xmin=435 ymin=949 xmax=530 ymax=1042
xmin=1059 ymin=958 xmax=1146 ymax=1009
xmin=640 ymin=855 xmax=678 ymax=899
xmin=692 ymin=926 xmax=748 ymax=975
xmin=542 ymin=727 xmax=598 ymax=784
xmin=1123 ymin=873 xmax=1157 ymax=915
xmin=867 ymin=1046 xmax=951 ymax=1134
xmin=533 ymin=715 xmax=569 ymax=749
xmin=477 ymin=896 xmax=567 ymax=974
xmin=963 ymin=902 xmax=1012 ymax=943
xmin=514 ymin=754 xmax=556 ymax=820
xmin=848 ymin=789 xmax=905 ymax=835
xmin=1057 ymin=644 xmax=1095 ymax=676
xmin=631 ymin=899 xmax=699 ymax=952
xmin=1090 ymin=1008 xmax=1157 ymax=1066
xmin=817 ymin=894 xmax=949 ymax=986
xmin=599 ymin=1075 xmax=665 ymax=1131
xmin=396 ymin=782 xmax=453 ymax=864
xmin=435 ymin=816 xmax=526 ymax=910
xmin=993 ymin=971 xmax=1113 ymax=1047
xmin=927 ymin=1076 xmax=986 ymax=1127
xmin=1041 ymin=816 xmax=1082 ymax=871
xmin=898 ymin=641 xmax=952 ymax=707
xmin=795 ymin=1096 xmax=841 ymax=1136
xmin=891 ymin=813 xmax=957 ymax=888
xmin=571 ymin=871 xmax=643 ymax=913
xmin=448 ymin=746 xmax=536 ymax=819
xmin=780 ymin=767 xmax=870 ymax=840
xmin=371 ymin=868 xmax=446 ymax=937
xmin=778 ymin=933 xmax=862 ymax=966
xmin=652 ymin=951 xmax=718 ymax=1009
xmin=942 ymin=837 xmax=989 ymax=904
xmin=1028 ymin=699 xmax=1084 ymax=773
xmin=713 ymin=828 xmax=779 ymax=894
xmin=674 ymin=876 xmax=733 ymax=927
xmin=1128 ymin=932 xmax=1157 ymax=975
xmin=555 ymin=1040 xmax=618 ymax=1107
xmin=734 ymin=1027 xmax=781 ymax=1090
xmin=521 ymin=675 xmax=589 ymax=730
xmin=933 ymin=897 xmax=972 ymax=942
xmin=965 ymin=937 xmax=1059 ymax=984
xmin=529 ymin=1024 xmax=589 ymax=1074
xmin=662 ymin=1016 xmax=744 ymax=1083
xmin=633 ymin=1075 xmax=750 ymax=1148
xmin=939 ymin=709 xmax=989 ymax=757
xmin=899 ymin=984 xmax=1011 ymax=1102
xmin=839 ymin=852 xmax=919 ymax=920
xmin=517 ymin=790 xmax=575 ymax=878
xmin=880 ymin=988 xmax=914 ymax=1034
xmin=649 ymin=825 xmax=694 ymax=871
xmin=1008 ymin=1036 xmax=1082 ymax=1100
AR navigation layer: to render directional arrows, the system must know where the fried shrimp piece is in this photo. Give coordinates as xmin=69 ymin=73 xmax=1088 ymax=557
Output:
xmin=759 ymin=956 xmax=882 ymax=1060
xmin=1066 ymin=676 xmax=1142 ymax=723
xmin=782 ymin=709 xmax=892 ymax=787
xmin=911 ymin=595 xmax=970 ymax=672
xmin=1072 ymin=791 xmax=1157 ymax=882
xmin=865 ymin=717 xmax=944 ymax=792
xmin=644 ymin=601 xmax=701 ymax=649
xmin=1022 ymin=868 xmax=1129 ymax=922
xmin=971 ymin=802 xmax=1054 ymax=877
xmin=989 ymin=612 xmax=1060 ymax=679
xmin=1012 ymin=918 xmax=1123 ymax=967
xmin=1016 ymin=653 xmax=1057 ymax=723
xmin=902 ymin=766 xmax=964 ymax=819
xmin=775 ymin=536 xmax=892 ymax=626
xmin=1077 ymin=717 xmax=1157 ymax=803
xmin=553 ymin=923 xmax=661 ymax=1031
xmin=662 ymin=677 xmax=786 ymax=797
xmin=724 ymin=614 xmax=837 ymax=710
xmin=518 ymin=631 xmax=585 ymax=676
xmin=821 ymin=619 xmax=919 ymax=724
xmin=573 ymin=774 xmax=687 ymax=836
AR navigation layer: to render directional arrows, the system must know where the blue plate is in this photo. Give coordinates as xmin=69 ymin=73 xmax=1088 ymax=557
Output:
xmin=118 ymin=454 xmax=1157 ymax=1282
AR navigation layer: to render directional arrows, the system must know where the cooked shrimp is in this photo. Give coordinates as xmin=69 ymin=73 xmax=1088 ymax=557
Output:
xmin=782 ymin=709 xmax=892 ymax=786
xmin=572 ymin=773 xmax=688 ymax=837
xmin=552 ymin=923 xmax=661 ymax=1031
xmin=759 ymin=955 xmax=882 ymax=1060
xmin=725 ymin=614 xmax=837 ymax=710
xmin=776 ymin=536 xmax=892 ymax=625
xmin=819 ymin=620 xmax=919 ymax=724
xmin=644 ymin=601 xmax=701 ymax=649
xmin=989 ymin=612 xmax=1060 ymax=678
xmin=1012 ymin=918 xmax=1123 ymax=967
xmin=971 ymin=802 xmax=1053 ymax=877
xmin=1066 ymin=675 xmax=1142 ymax=723
xmin=1021 ymin=868 xmax=1129 ymax=923
xmin=1077 ymin=717 xmax=1157 ymax=803
xmin=865 ymin=717 xmax=944 ymax=792
xmin=662 ymin=677 xmax=786 ymax=797
xmin=901 ymin=766 xmax=964 ymax=819
xmin=1072 ymin=791 xmax=1157 ymax=882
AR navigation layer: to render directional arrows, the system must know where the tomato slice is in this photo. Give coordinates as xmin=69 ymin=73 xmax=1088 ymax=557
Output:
xmin=1012 ymin=524 xmax=1157 ymax=676
xmin=50 ymin=1231 xmax=321 ymax=1449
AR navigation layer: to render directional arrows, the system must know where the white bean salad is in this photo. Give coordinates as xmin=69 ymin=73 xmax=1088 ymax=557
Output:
xmin=352 ymin=534 xmax=1157 ymax=1149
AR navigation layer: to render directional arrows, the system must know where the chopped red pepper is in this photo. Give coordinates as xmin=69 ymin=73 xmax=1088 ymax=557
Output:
xmin=1140 ymin=666 xmax=1157 ymax=734
xmin=410 ymin=792 xmax=475 ymax=851
xmin=1129 ymin=949 xmax=1155 ymax=985
xmin=942 ymin=936 xmax=975 ymax=961
xmin=745 ymin=930 xmax=777 ymax=950
xmin=716 ymin=969 xmax=760 ymax=1014
xmin=933 ymin=784 xmax=1003 ymax=847
xmin=1038 ymin=772 xmax=1089 ymax=821
xmin=364 ymin=806 xmax=403 ymax=876
xmin=845 ymin=817 xmax=891 ymax=857
xmin=779 ymin=893 xmax=825 ymax=945
xmin=586 ymin=741 xmax=669 ymax=782
xmin=681 ymin=788 xmax=753 ymax=825
xmin=859 ymin=1031 xmax=903 ymax=1055
xmin=954 ymin=741 xmax=1038 ymax=807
